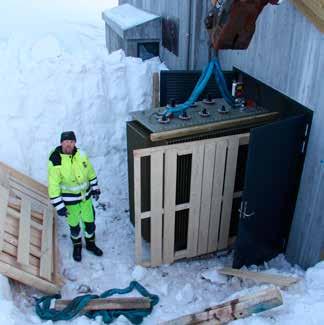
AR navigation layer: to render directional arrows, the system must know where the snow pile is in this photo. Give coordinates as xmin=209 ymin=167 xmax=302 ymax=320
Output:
xmin=0 ymin=46 xmax=166 ymax=202
xmin=103 ymin=4 xmax=159 ymax=30
xmin=0 ymin=1 xmax=324 ymax=325
xmin=234 ymin=261 xmax=324 ymax=325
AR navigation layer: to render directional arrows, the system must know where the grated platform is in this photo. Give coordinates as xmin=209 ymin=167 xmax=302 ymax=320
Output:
xmin=131 ymin=98 xmax=270 ymax=134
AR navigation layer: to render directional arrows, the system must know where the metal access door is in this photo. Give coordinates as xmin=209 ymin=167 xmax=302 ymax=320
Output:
xmin=233 ymin=115 xmax=308 ymax=268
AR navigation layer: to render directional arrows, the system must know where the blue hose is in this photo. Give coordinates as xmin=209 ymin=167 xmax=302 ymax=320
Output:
xmin=162 ymin=58 xmax=235 ymax=117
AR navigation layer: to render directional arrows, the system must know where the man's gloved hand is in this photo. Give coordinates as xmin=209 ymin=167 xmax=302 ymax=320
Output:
xmin=57 ymin=206 xmax=68 ymax=217
xmin=92 ymin=188 xmax=101 ymax=201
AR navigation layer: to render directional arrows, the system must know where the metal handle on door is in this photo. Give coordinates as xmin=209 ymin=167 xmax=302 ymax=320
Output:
xmin=238 ymin=200 xmax=255 ymax=219
xmin=238 ymin=200 xmax=244 ymax=219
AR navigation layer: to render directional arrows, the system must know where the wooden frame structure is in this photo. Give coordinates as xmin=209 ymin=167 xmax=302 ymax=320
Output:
xmin=134 ymin=133 xmax=249 ymax=267
xmin=0 ymin=162 xmax=62 ymax=294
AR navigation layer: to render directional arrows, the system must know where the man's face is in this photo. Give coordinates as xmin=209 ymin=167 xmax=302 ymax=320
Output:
xmin=61 ymin=140 xmax=76 ymax=154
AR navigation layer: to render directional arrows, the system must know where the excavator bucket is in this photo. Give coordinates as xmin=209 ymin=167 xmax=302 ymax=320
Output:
xmin=206 ymin=0 xmax=278 ymax=50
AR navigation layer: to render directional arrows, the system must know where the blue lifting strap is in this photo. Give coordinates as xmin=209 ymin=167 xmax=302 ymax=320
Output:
xmin=162 ymin=57 xmax=235 ymax=117
xmin=35 ymin=281 xmax=159 ymax=324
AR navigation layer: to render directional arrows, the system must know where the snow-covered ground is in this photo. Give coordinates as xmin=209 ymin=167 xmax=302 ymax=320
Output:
xmin=0 ymin=1 xmax=324 ymax=324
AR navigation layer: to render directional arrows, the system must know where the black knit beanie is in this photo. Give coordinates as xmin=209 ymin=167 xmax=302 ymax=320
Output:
xmin=60 ymin=131 xmax=76 ymax=142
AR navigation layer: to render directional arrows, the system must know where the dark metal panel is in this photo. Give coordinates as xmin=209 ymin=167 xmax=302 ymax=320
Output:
xmin=233 ymin=68 xmax=314 ymax=119
xmin=160 ymin=70 xmax=234 ymax=106
xmin=233 ymin=115 xmax=308 ymax=268
xmin=162 ymin=16 xmax=179 ymax=56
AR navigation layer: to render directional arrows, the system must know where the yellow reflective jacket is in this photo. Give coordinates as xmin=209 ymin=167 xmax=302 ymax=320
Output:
xmin=48 ymin=146 xmax=98 ymax=212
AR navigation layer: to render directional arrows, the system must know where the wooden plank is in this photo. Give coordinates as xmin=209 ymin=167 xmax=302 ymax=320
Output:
xmin=6 ymin=216 xmax=41 ymax=248
xmin=163 ymin=149 xmax=177 ymax=264
xmin=17 ymin=198 xmax=31 ymax=265
xmin=174 ymin=249 xmax=188 ymax=260
xmin=2 ymin=240 xmax=39 ymax=268
xmin=239 ymin=134 xmax=250 ymax=146
xmin=9 ymin=181 xmax=49 ymax=207
xmin=40 ymin=208 xmax=53 ymax=280
xmin=292 ymin=0 xmax=324 ymax=32
xmin=134 ymin=155 xmax=142 ymax=265
xmin=52 ymin=212 xmax=64 ymax=286
xmin=218 ymin=136 xmax=239 ymax=250
xmin=0 ymin=251 xmax=39 ymax=276
xmin=11 ymin=188 xmax=48 ymax=213
xmin=0 ymin=185 xmax=10 ymax=251
xmin=177 ymin=149 xmax=193 ymax=156
xmin=141 ymin=203 xmax=191 ymax=219
xmin=9 ymin=202 xmax=43 ymax=222
xmin=4 ymin=232 xmax=41 ymax=258
xmin=150 ymin=151 xmax=164 ymax=267
xmin=208 ymin=140 xmax=227 ymax=253
xmin=0 ymin=161 xmax=48 ymax=195
xmin=0 ymin=167 xmax=9 ymax=188
xmin=300 ymin=0 xmax=324 ymax=20
xmin=150 ymin=112 xmax=279 ymax=142
xmin=135 ymin=133 xmax=250 ymax=157
xmin=161 ymin=287 xmax=283 ymax=325
xmin=218 ymin=267 xmax=300 ymax=287
xmin=0 ymin=257 xmax=59 ymax=294
xmin=9 ymin=176 xmax=48 ymax=201
xmin=152 ymin=72 xmax=160 ymax=108
xmin=7 ymin=206 xmax=43 ymax=231
xmin=198 ymin=143 xmax=216 ymax=255
xmin=233 ymin=191 xmax=243 ymax=199
xmin=187 ymin=144 xmax=204 ymax=258
xmin=55 ymin=297 xmax=151 ymax=311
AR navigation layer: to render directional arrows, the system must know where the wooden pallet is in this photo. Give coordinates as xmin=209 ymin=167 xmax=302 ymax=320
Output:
xmin=0 ymin=162 xmax=63 ymax=294
xmin=133 ymin=133 xmax=249 ymax=267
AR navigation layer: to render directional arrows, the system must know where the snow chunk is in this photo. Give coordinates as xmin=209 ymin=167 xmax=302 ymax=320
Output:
xmin=200 ymin=268 xmax=228 ymax=284
xmin=131 ymin=265 xmax=147 ymax=281
xmin=0 ymin=274 xmax=12 ymax=301
xmin=31 ymin=35 xmax=62 ymax=61
xmin=305 ymin=261 xmax=324 ymax=291
xmin=102 ymin=4 xmax=159 ymax=30
xmin=175 ymin=284 xmax=194 ymax=304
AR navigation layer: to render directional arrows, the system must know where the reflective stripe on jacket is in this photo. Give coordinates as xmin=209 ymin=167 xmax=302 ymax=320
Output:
xmin=48 ymin=146 xmax=98 ymax=210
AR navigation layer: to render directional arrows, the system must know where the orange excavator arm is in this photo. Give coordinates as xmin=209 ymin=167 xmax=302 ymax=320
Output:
xmin=205 ymin=0 xmax=279 ymax=51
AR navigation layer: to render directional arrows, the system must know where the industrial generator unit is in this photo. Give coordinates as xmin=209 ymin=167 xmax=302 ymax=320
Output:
xmin=127 ymin=69 xmax=312 ymax=268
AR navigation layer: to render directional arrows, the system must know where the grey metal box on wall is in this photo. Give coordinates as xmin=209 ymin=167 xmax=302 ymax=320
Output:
xmin=102 ymin=4 xmax=162 ymax=60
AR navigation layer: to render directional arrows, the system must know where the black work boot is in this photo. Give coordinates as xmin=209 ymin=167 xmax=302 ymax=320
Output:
xmin=85 ymin=235 xmax=103 ymax=256
xmin=71 ymin=237 xmax=82 ymax=262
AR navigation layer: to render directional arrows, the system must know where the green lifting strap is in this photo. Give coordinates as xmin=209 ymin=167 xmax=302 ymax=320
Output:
xmin=35 ymin=281 xmax=159 ymax=324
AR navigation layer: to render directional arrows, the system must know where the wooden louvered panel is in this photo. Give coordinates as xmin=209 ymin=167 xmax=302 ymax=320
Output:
xmin=133 ymin=133 xmax=249 ymax=267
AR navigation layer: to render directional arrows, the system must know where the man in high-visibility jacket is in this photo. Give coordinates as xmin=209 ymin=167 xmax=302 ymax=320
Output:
xmin=48 ymin=131 xmax=103 ymax=262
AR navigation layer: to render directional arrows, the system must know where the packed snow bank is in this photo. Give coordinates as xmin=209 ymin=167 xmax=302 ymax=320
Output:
xmin=0 ymin=48 xmax=166 ymax=203
xmin=0 ymin=0 xmax=118 ymax=54
xmin=233 ymin=261 xmax=324 ymax=325
xmin=0 ymin=1 xmax=324 ymax=325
